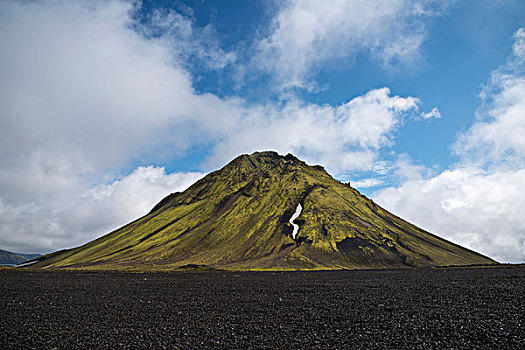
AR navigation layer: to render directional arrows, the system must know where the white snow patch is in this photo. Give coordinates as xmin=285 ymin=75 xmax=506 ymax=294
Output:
xmin=15 ymin=260 xmax=39 ymax=268
xmin=289 ymin=203 xmax=302 ymax=239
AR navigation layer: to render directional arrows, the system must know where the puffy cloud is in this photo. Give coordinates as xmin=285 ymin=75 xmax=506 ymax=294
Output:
xmin=0 ymin=167 xmax=204 ymax=254
xmin=420 ymin=107 xmax=442 ymax=120
xmin=81 ymin=167 xmax=205 ymax=226
xmin=461 ymin=79 xmax=525 ymax=165
xmin=255 ymin=0 xmax=448 ymax=89
xmin=375 ymin=28 xmax=525 ymax=263
xmin=206 ymin=88 xmax=426 ymax=175
xmin=0 ymin=0 xmax=241 ymax=177
xmin=375 ymin=168 xmax=525 ymax=263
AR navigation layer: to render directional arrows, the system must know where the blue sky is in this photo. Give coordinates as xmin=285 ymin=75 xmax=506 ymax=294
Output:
xmin=1 ymin=0 xmax=525 ymax=262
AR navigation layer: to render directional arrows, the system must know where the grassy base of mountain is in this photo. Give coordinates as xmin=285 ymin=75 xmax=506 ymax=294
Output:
xmin=32 ymin=152 xmax=496 ymax=271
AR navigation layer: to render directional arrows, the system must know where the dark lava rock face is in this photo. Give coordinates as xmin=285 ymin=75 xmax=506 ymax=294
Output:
xmin=1 ymin=267 xmax=524 ymax=349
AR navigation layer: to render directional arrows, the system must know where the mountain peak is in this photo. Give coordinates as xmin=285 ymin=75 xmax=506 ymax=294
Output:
xmin=227 ymin=151 xmax=326 ymax=178
xmin=32 ymin=151 xmax=495 ymax=271
xmin=231 ymin=151 xmax=303 ymax=167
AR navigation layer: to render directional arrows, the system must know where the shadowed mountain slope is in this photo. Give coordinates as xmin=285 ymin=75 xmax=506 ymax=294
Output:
xmin=33 ymin=151 xmax=495 ymax=270
xmin=0 ymin=249 xmax=41 ymax=266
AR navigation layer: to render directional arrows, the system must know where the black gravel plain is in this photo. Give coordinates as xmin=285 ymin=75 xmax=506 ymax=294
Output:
xmin=1 ymin=267 xmax=524 ymax=349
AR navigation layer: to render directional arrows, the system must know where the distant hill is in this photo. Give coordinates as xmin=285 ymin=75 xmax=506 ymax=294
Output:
xmin=33 ymin=151 xmax=496 ymax=270
xmin=0 ymin=249 xmax=41 ymax=266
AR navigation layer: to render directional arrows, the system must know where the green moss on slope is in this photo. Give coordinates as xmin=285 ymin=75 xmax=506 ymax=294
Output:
xmin=33 ymin=151 xmax=496 ymax=271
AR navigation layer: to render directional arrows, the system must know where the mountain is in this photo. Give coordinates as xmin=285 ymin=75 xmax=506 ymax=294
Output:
xmin=0 ymin=249 xmax=41 ymax=266
xmin=32 ymin=151 xmax=495 ymax=270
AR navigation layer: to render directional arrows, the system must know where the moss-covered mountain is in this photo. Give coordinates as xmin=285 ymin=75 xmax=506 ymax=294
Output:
xmin=33 ymin=151 xmax=495 ymax=270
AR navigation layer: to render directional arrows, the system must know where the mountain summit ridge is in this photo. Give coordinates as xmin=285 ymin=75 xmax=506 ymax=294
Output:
xmin=33 ymin=151 xmax=495 ymax=270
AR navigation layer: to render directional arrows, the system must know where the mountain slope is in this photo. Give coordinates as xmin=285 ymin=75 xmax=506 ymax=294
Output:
xmin=33 ymin=151 xmax=496 ymax=270
xmin=0 ymin=249 xmax=41 ymax=266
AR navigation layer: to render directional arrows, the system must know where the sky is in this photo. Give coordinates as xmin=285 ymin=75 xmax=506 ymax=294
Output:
xmin=1 ymin=0 xmax=524 ymax=263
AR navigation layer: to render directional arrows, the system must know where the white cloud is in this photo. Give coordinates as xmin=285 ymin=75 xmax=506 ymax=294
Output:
xmin=375 ymin=28 xmax=525 ymax=263
xmin=455 ymin=54 xmax=525 ymax=165
xmin=350 ymin=178 xmax=384 ymax=188
xmin=137 ymin=7 xmax=236 ymax=70
xmin=392 ymin=153 xmax=430 ymax=181
xmin=420 ymin=107 xmax=442 ymax=120
xmin=375 ymin=168 xmax=525 ymax=263
xmin=206 ymin=88 xmax=423 ymax=175
xmin=0 ymin=0 xmax=240 ymax=178
xmin=82 ymin=167 xmax=205 ymax=225
xmin=512 ymin=27 xmax=525 ymax=60
xmin=0 ymin=166 xmax=204 ymax=254
xmin=255 ymin=0 xmax=448 ymax=89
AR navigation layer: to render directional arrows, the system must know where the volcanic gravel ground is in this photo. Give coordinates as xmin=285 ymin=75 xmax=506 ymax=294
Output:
xmin=1 ymin=267 xmax=524 ymax=349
